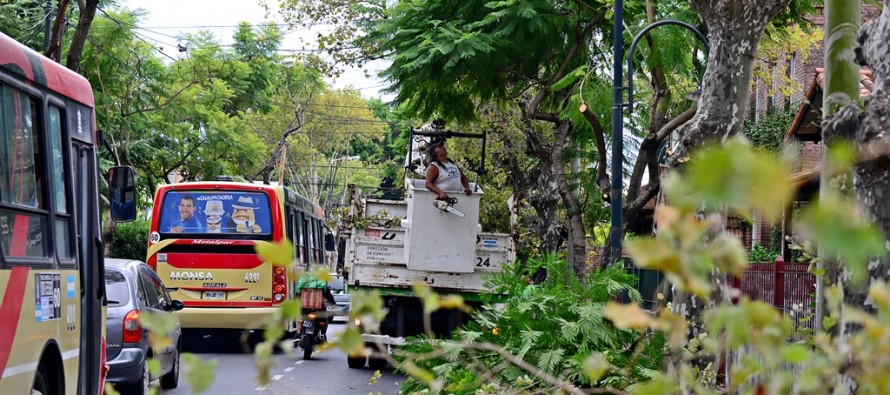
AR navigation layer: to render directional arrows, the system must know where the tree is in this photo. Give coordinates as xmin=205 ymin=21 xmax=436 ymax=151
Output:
xmin=839 ymin=0 xmax=890 ymax=323
xmin=60 ymin=0 xmax=100 ymax=72
xmin=0 ymin=0 xmax=47 ymax=50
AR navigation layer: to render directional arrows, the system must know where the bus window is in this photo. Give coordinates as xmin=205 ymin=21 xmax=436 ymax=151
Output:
xmin=158 ymin=191 xmax=271 ymax=236
xmin=287 ymin=208 xmax=301 ymax=263
xmin=304 ymin=216 xmax=315 ymax=264
xmin=0 ymin=84 xmax=48 ymax=258
xmin=49 ymin=105 xmax=72 ymax=260
xmin=297 ymin=212 xmax=306 ymax=264
xmin=0 ymin=84 xmax=44 ymax=209
xmin=311 ymin=219 xmax=321 ymax=263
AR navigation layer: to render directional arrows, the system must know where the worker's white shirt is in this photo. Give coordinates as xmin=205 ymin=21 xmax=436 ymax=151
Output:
xmin=431 ymin=161 xmax=463 ymax=191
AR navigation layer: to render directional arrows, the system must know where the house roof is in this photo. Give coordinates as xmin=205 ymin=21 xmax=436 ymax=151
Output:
xmin=784 ymin=68 xmax=874 ymax=143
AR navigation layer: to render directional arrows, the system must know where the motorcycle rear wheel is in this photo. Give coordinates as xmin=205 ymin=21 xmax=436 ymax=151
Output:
xmin=302 ymin=334 xmax=315 ymax=360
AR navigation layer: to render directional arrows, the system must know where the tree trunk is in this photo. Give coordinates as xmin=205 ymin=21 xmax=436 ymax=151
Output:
xmin=65 ymin=0 xmax=99 ymax=73
xmin=487 ymin=105 xmax=564 ymax=257
xmin=674 ymin=0 xmax=792 ymax=156
xmin=665 ymin=0 xmax=792 ymax=382
xmin=847 ymin=0 xmax=890 ymax=320
xmin=44 ymin=0 xmax=69 ymax=62
xmin=551 ymin=121 xmax=587 ymax=276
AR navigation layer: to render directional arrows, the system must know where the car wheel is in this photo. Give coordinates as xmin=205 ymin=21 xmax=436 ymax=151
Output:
xmin=159 ymin=346 xmax=180 ymax=389
xmin=121 ymin=362 xmax=150 ymax=395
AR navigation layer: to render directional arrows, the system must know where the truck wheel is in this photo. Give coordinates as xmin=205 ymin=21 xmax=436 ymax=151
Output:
xmin=367 ymin=342 xmax=388 ymax=370
xmin=301 ymin=334 xmax=315 ymax=360
xmin=347 ymin=355 xmax=366 ymax=369
xmin=368 ymin=356 xmax=387 ymax=370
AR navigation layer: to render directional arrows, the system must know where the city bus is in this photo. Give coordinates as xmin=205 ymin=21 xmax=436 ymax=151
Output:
xmin=146 ymin=179 xmax=330 ymax=338
xmin=0 ymin=32 xmax=134 ymax=395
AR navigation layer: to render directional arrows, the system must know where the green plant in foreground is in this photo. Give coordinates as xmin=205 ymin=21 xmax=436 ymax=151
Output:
xmin=395 ymin=254 xmax=664 ymax=394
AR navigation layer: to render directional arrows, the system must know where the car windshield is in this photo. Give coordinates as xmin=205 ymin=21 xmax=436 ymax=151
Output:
xmin=105 ymin=269 xmax=130 ymax=306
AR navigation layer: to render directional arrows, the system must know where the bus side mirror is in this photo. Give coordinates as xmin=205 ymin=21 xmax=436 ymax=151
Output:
xmin=109 ymin=166 xmax=137 ymax=223
xmin=324 ymin=234 xmax=335 ymax=251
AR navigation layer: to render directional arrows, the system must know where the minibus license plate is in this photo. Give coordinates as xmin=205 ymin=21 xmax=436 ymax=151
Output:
xmin=203 ymin=291 xmax=225 ymax=300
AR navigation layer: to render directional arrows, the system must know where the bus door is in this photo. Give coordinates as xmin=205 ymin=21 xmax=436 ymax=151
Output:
xmin=71 ymin=136 xmax=104 ymax=395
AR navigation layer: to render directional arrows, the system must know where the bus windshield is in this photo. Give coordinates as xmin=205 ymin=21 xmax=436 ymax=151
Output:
xmin=158 ymin=190 xmax=272 ymax=236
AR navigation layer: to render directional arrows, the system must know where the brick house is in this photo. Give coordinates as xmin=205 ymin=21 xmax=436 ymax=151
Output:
xmin=744 ymin=5 xmax=881 ymax=256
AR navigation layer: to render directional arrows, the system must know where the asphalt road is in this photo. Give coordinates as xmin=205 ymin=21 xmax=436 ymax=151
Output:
xmin=158 ymin=323 xmax=405 ymax=395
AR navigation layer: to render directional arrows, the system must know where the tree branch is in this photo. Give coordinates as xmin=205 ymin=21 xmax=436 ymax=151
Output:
xmin=656 ymin=106 xmax=697 ymax=142
xmin=579 ymin=103 xmax=611 ymax=200
xmin=528 ymin=17 xmax=601 ymax=115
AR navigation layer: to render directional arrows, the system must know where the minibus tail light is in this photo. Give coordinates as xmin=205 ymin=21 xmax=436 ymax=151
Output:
xmin=272 ymin=265 xmax=287 ymax=304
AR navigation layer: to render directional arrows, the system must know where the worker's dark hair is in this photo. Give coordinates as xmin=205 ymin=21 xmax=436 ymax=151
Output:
xmin=426 ymin=141 xmax=445 ymax=167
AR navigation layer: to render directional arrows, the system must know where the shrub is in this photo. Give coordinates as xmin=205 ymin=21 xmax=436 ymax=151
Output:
xmin=748 ymin=243 xmax=778 ymax=263
xmin=396 ymin=254 xmax=662 ymax=393
xmin=109 ymin=218 xmax=150 ymax=261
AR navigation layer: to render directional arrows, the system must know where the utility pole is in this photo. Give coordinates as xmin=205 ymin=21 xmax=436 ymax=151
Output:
xmin=44 ymin=0 xmax=52 ymax=51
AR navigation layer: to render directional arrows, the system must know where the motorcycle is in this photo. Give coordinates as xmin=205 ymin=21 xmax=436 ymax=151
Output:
xmin=298 ymin=289 xmax=328 ymax=360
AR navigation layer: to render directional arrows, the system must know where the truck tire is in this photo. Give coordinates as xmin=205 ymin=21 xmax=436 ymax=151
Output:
xmin=368 ymin=356 xmax=387 ymax=370
xmin=347 ymin=355 xmax=366 ymax=369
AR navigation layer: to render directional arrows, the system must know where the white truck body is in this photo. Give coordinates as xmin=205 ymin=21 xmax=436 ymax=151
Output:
xmin=345 ymin=180 xmax=513 ymax=294
xmin=343 ymin=180 xmax=514 ymax=348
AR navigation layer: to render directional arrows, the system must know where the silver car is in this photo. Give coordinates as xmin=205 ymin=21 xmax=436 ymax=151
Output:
xmin=327 ymin=275 xmax=351 ymax=321
xmin=104 ymin=259 xmax=183 ymax=394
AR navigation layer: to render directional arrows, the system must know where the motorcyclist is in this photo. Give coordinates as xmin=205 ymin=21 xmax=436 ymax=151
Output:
xmin=295 ymin=269 xmax=337 ymax=340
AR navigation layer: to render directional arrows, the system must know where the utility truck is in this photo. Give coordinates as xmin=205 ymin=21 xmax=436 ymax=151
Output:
xmin=341 ymin=122 xmax=515 ymax=369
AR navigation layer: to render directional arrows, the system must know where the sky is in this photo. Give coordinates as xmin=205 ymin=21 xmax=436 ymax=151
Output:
xmin=120 ymin=0 xmax=391 ymax=100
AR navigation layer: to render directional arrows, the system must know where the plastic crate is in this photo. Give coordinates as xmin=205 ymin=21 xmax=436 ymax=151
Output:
xmin=300 ymin=288 xmax=324 ymax=310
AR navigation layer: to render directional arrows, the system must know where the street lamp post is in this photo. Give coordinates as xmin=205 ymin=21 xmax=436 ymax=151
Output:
xmin=609 ymin=7 xmax=709 ymax=264
xmin=609 ymin=0 xmax=626 ymax=265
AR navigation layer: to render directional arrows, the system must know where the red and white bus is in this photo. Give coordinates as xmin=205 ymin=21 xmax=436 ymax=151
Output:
xmin=146 ymin=179 xmax=330 ymax=337
xmin=0 ymin=32 xmax=133 ymax=395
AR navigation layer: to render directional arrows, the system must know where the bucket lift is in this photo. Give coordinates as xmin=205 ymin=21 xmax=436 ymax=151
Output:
xmin=400 ymin=120 xmax=488 ymax=273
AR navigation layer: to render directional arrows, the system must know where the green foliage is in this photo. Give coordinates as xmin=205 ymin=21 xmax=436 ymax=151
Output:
xmin=748 ymin=243 xmax=778 ymax=263
xmin=743 ymin=108 xmax=796 ymax=153
xmin=0 ymin=0 xmax=48 ymax=50
xmin=609 ymin=140 xmax=889 ymax=394
xmin=396 ymin=255 xmax=661 ymax=393
xmin=366 ymin=0 xmax=606 ymax=121
xmin=663 ymin=138 xmax=794 ymax=223
xmin=108 ymin=218 xmax=150 ymax=260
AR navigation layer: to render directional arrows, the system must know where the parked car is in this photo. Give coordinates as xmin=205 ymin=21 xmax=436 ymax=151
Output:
xmin=327 ymin=274 xmax=351 ymax=321
xmin=105 ymin=259 xmax=184 ymax=394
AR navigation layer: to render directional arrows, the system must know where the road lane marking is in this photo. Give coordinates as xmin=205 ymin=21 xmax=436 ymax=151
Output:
xmin=272 ymin=375 xmax=283 ymax=381
xmin=284 ymin=367 xmax=294 ymax=372
xmin=295 ymin=360 xmax=304 ymax=365
xmin=254 ymin=386 xmax=267 ymax=391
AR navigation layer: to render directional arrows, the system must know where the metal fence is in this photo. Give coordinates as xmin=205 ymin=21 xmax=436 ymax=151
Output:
xmin=623 ymin=261 xmax=816 ymax=329
xmin=731 ymin=261 xmax=816 ymax=330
